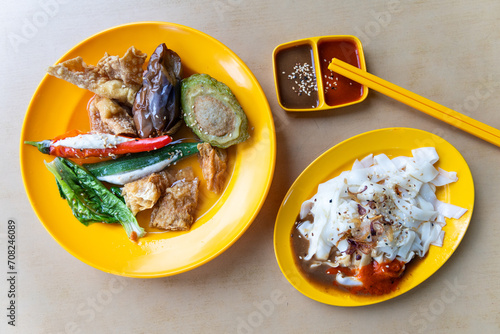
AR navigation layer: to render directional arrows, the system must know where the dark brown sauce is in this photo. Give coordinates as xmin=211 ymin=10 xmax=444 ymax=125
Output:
xmin=291 ymin=217 xmax=337 ymax=289
xmin=275 ymin=44 xmax=319 ymax=109
xmin=318 ymin=39 xmax=364 ymax=106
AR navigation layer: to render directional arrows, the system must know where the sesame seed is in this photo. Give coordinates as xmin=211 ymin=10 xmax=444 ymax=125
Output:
xmin=286 ymin=62 xmax=318 ymax=96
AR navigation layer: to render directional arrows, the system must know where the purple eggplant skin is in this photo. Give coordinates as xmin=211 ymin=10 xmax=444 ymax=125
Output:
xmin=132 ymin=43 xmax=182 ymax=138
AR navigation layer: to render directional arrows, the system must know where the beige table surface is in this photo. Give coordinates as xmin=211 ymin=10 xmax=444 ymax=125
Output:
xmin=2 ymin=0 xmax=500 ymax=333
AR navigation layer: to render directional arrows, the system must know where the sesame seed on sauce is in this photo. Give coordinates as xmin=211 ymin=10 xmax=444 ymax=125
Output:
xmin=286 ymin=62 xmax=318 ymax=97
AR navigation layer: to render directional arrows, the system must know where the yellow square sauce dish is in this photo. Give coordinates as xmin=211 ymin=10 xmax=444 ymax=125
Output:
xmin=273 ymin=35 xmax=368 ymax=112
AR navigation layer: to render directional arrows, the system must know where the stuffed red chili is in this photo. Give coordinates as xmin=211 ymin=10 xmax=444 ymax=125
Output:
xmin=25 ymin=130 xmax=172 ymax=158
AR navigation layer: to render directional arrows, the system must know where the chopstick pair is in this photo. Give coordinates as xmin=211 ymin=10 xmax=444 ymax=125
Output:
xmin=328 ymin=58 xmax=500 ymax=147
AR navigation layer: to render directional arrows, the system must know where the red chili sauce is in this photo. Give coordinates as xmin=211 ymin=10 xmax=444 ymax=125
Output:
xmin=318 ymin=39 xmax=364 ymax=107
xmin=326 ymin=259 xmax=404 ymax=295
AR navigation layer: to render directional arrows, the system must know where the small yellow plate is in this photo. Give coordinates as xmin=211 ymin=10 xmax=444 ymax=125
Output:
xmin=274 ymin=128 xmax=474 ymax=306
xmin=20 ymin=22 xmax=276 ymax=278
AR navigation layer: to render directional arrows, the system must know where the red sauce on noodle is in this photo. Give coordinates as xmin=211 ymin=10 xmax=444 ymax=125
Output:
xmin=327 ymin=259 xmax=405 ymax=295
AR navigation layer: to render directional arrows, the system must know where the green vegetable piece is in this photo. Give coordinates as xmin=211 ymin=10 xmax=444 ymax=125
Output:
xmin=181 ymin=74 xmax=249 ymax=148
xmin=55 ymin=179 xmax=66 ymax=199
xmin=45 ymin=157 xmax=145 ymax=241
xmin=110 ymin=186 xmax=125 ymax=203
xmin=83 ymin=142 xmax=199 ymax=181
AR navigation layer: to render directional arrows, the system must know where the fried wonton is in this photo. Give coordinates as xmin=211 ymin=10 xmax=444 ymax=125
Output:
xmin=47 ymin=46 xmax=147 ymax=105
xmin=94 ymin=96 xmax=137 ymax=136
xmin=150 ymin=168 xmax=199 ymax=231
xmin=88 ymin=96 xmax=113 ymax=134
xmin=197 ymin=143 xmax=227 ymax=193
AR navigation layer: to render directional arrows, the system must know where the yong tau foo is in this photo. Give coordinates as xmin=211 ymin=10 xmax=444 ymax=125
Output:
xmin=25 ymin=43 xmax=249 ymax=241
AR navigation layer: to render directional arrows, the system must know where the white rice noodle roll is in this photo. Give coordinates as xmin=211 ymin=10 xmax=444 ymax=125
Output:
xmin=431 ymin=230 xmax=445 ymax=247
xmin=431 ymin=168 xmax=458 ymax=186
xmin=409 ymin=205 xmax=438 ymax=222
xmin=417 ymin=195 xmax=435 ymax=213
xmin=297 ymin=220 xmax=313 ymax=239
xmin=373 ymin=153 xmax=398 ymax=174
xmin=305 ymin=204 xmax=329 ymax=258
xmin=435 ymin=213 xmax=447 ymax=227
xmin=315 ymin=236 xmax=332 ymax=261
xmin=391 ymin=198 xmax=419 ymax=228
xmin=303 ymin=213 xmax=327 ymax=261
xmin=396 ymin=230 xmax=418 ymax=263
xmin=419 ymin=221 xmax=444 ymax=253
xmin=397 ymin=175 xmax=423 ymax=197
xmin=336 ymin=273 xmax=363 ymax=287
xmin=375 ymin=229 xmax=400 ymax=262
xmin=351 ymin=159 xmax=364 ymax=170
xmin=346 ymin=168 xmax=370 ymax=186
xmin=320 ymin=219 xmax=345 ymax=253
xmin=391 ymin=156 xmax=410 ymax=170
xmin=352 ymin=253 xmax=372 ymax=268
xmin=373 ymin=247 xmax=394 ymax=263
xmin=336 ymin=239 xmax=349 ymax=253
xmin=359 ymin=253 xmax=372 ymax=267
xmin=300 ymin=200 xmax=314 ymax=219
xmin=369 ymin=170 xmax=386 ymax=183
xmin=407 ymin=160 xmax=439 ymax=183
xmin=359 ymin=154 xmax=374 ymax=168
xmin=435 ymin=200 xmax=467 ymax=219
xmin=304 ymin=178 xmax=345 ymax=260
xmin=334 ymin=253 xmax=351 ymax=267
xmin=412 ymin=147 xmax=440 ymax=164
xmin=316 ymin=177 xmax=340 ymax=197
xmin=357 ymin=182 xmax=386 ymax=202
xmin=418 ymin=183 xmax=437 ymax=203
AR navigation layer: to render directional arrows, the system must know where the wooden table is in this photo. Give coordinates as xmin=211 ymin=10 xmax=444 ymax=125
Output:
xmin=2 ymin=0 xmax=499 ymax=333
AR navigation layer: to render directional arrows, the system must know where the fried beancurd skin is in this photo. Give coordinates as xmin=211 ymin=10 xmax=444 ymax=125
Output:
xmin=122 ymin=172 xmax=167 ymax=216
xmin=197 ymin=143 xmax=227 ymax=193
xmin=47 ymin=46 xmax=147 ymax=105
xmin=150 ymin=168 xmax=199 ymax=231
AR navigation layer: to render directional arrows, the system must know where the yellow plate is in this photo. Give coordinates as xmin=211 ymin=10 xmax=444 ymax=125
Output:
xmin=274 ymin=128 xmax=474 ymax=306
xmin=20 ymin=22 xmax=276 ymax=278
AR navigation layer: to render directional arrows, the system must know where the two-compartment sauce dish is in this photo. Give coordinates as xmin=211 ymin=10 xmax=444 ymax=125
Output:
xmin=273 ymin=35 xmax=368 ymax=112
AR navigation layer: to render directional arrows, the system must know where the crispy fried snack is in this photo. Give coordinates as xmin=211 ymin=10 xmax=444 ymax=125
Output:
xmin=197 ymin=143 xmax=227 ymax=193
xmin=94 ymin=96 xmax=137 ymax=136
xmin=88 ymin=96 xmax=113 ymax=135
xmin=150 ymin=168 xmax=199 ymax=231
xmin=121 ymin=172 xmax=174 ymax=216
xmin=47 ymin=47 xmax=147 ymax=105
xmin=122 ymin=173 xmax=163 ymax=216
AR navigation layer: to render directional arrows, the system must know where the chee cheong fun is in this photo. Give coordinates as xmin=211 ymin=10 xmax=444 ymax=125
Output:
xmin=292 ymin=147 xmax=467 ymax=295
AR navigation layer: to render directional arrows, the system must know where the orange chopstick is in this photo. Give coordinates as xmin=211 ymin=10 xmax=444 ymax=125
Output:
xmin=329 ymin=58 xmax=500 ymax=147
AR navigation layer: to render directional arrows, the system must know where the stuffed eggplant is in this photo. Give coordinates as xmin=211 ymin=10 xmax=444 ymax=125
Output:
xmin=133 ymin=43 xmax=182 ymax=138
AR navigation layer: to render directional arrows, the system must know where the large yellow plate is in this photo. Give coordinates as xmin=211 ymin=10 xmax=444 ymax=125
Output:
xmin=274 ymin=128 xmax=474 ymax=306
xmin=20 ymin=22 xmax=275 ymax=278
